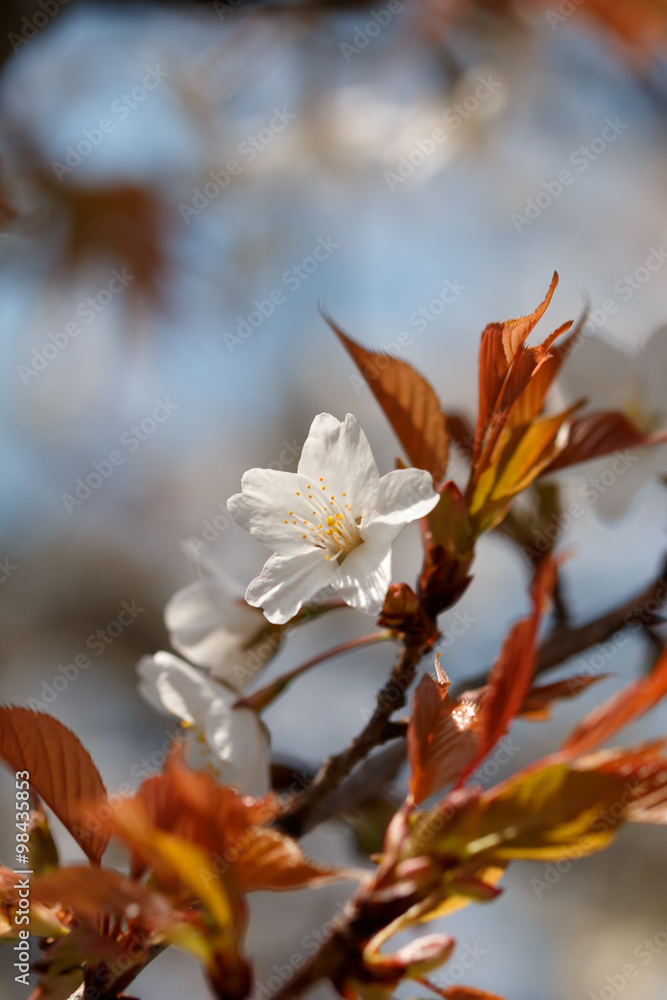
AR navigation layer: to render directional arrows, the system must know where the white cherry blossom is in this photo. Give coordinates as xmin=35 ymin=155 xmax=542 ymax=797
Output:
xmin=165 ymin=548 xmax=282 ymax=692
xmin=227 ymin=413 xmax=439 ymax=624
xmin=137 ymin=651 xmax=270 ymax=796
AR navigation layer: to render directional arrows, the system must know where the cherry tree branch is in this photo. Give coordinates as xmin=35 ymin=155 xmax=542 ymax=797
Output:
xmin=451 ymin=553 xmax=667 ymax=698
xmin=278 ymin=558 xmax=667 ymax=839
xmin=276 ymin=635 xmax=427 ymax=838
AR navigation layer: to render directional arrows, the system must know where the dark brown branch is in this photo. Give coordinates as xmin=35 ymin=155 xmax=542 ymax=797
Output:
xmin=280 ymin=559 xmax=667 ymax=841
xmin=276 ymin=636 xmax=426 ymax=838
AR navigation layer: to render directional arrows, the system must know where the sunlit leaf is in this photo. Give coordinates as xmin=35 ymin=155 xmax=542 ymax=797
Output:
xmin=407 ymin=670 xmax=478 ymax=804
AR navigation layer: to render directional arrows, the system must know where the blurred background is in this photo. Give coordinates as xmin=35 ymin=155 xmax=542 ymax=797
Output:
xmin=1 ymin=1 xmax=667 ymax=998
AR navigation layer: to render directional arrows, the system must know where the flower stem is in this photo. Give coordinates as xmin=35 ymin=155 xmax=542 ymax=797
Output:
xmin=234 ymin=631 xmax=393 ymax=713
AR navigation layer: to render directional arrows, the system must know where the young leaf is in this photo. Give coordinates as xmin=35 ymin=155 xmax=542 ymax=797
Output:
xmin=543 ymin=410 xmax=667 ymax=473
xmin=562 ymin=647 xmax=667 ymax=756
xmin=458 ymin=557 xmax=556 ymax=781
xmin=327 ymin=315 xmax=449 ymax=482
xmin=470 ymin=763 xmax=625 ymax=860
xmin=407 ymin=670 xmax=478 ymax=804
xmin=573 ymin=742 xmax=667 ymax=824
xmin=109 ymin=758 xmax=354 ymax=893
xmin=0 ymin=707 xmax=108 ymax=863
xmin=31 ymin=865 xmax=173 ymax=931
xmin=434 ymin=988 xmax=508 ymax=1000
xmin=473 ymin=272 xmax=560 ymax=466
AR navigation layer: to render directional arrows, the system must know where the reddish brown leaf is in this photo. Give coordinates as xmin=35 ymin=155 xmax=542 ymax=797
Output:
xmin=327 ymin=315 xmax=449 ymax=482
xmin=573 ymin=742 xmax=667 ymax=824
xmin=562 ymin=647 xmax=667 ymax=757
xmin=107 ymin=758 xmax=351 ymax=893
xmin=31 ymin=865 xmax=173 ymax=931
xmin=473 ymin=272 xmax=560 ymax=465
xmin=437 ymin=987 xmax=507 ymax=1000
xmin=544 ymin=410 xmax=666 ymax=473
xmin=459 ymin=558 xmax=556 ymax=781
xmin=408 ymin=670 xmax=478 ymax=804
xmin=0 ymin=707 xmax=108 ymax=863
xmin=519 ymin=674 xmax=610 ymax=721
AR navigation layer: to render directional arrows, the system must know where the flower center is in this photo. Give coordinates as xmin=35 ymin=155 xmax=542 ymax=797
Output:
xmin=288 ymin=479 xmax=362 ymax=562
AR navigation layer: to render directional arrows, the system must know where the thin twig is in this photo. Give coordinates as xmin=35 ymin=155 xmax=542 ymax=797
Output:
xmin=453 ymin=553 xmax=667 ymax=699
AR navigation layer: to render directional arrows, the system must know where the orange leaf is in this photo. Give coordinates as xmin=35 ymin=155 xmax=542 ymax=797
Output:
xmin=543 ymin=410 xmax=666 ymax=473
xmin=562 ymin=647 xmax=667 ymax=757
xmin=407 ymin=670 xmax=478 ymax=804
xmin=473 ymin=272 xmax=560 ymax=465
xmin=107 ymin=758 xmax=352 ymax=893
xmin=573 ymin=742 xmax=667 ymax=824
xmin=459 ymin=558 xmax=556 ymax=780
xmin=437 ymin=987 xmax=507 ymax=1000
xmin=0 ymin=707 xmax=108 ymax=863
xmin=31 ymin=865 xmax=173 ymax=931
xmin=327 ymin=315 xmax=449 ymax=482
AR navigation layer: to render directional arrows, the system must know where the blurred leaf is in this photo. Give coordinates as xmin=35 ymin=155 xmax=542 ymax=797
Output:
xmin=0 ymin=707 xmax=108 ymax=864
xmin=543 ymin=410 xmax=667 ymax=473
xmin=110 ymin=757 xmax=354 ymax=893
xmin=32 ymin=865 xmax=173 ymax=932
xmin=28 ymin=796 xmax=60 ymax=875
xmin=562 ymin=646 xmax=667 ymax=756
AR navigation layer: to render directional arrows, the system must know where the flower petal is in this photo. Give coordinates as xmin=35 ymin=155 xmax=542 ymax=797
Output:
xmin=165 ymin=577 xmax=274 ymax=686
xmin=137 ymin=652 xmax=217 ymax=724
xmin=227 ymin=468 xmax=315 ymax=555
xmin=204 ymin=700 xmax=270 ymax=796
xmin=369 ymin=468 xmax=439 ymax=531
xmin=331 ymin=528 xmax=393 ymax=615
xmin=297 ymin=413 xmax=380 ymax=517
xmin=246 ymin=549 xmax=337 ymax=624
